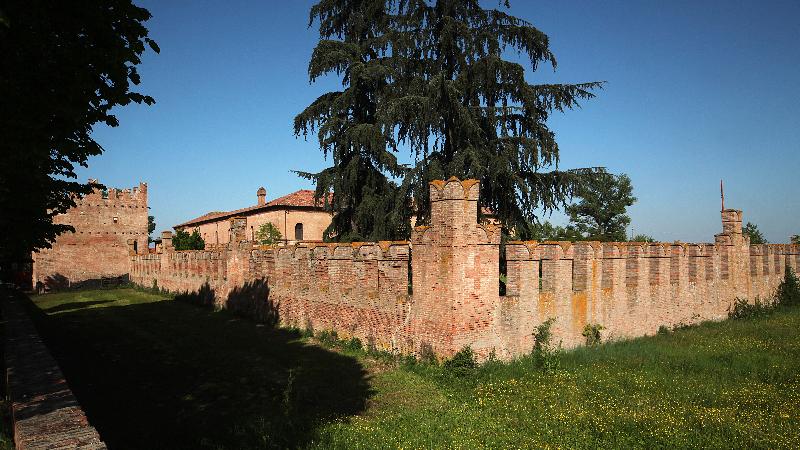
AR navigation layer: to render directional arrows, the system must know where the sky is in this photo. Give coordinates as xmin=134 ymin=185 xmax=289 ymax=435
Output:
xmin=79 ymin=0 xmax=800 ymax=243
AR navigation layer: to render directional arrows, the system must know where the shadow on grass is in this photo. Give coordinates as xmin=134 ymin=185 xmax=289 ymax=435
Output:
xmin=42 ymin=299 xmax=115 ymax=314
xmin=26 ymin=289 xmax=372 ymax=450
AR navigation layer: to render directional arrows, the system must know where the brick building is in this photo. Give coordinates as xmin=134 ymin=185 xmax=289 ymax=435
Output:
xmin=32 ymin=180 xmax=148 ymax=290
xmin=174 ymin=187 xmax=332 ymax=245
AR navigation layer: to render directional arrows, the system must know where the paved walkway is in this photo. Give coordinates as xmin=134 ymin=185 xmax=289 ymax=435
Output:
xmin=2 ymin=287 xmax=106 ymax=449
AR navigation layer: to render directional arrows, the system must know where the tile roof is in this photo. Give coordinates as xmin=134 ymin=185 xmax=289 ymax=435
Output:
xmin=174 ymin=190 xmax=328 ymax=229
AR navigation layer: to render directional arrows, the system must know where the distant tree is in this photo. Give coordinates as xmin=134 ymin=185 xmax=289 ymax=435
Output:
xmin=0 ymin=1 xmax=158 ymax=271
xmin=173 ymin=230 xmax=205 ymax=251
xmin=148 ymin=216 xmax=156 ymax=243
xmin=630 ymin=234 xmax=656 ymax=243
xmin=743 ymin=222 xmax=767 ymax=244
xmin=565 ymin=173 xmax=636 ymax=242
xmin=791 ymin=234 xmax=799 ymax=245
xmin=296 ymin=0 xmax=603 ymax=241
xmin=517 ymin=221 xmax=583 ymax=242
xmin=255 ymin=223 xmax=283 ymax=245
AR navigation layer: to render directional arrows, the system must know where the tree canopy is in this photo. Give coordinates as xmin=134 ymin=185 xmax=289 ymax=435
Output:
xmin=0 ymin=1 xmax=158 ymax=270
xmin=296 ymin=0 xmax=603 ymax=241
xmin=565 ymin=173 xmax=635 ymax=242
xmin=743 ymin=222 xmax=767 ymax=245
xmin=255 ymin=223 xmax=283 ymax=245
xmin=172 ymin=230 xmax=205 ymax=251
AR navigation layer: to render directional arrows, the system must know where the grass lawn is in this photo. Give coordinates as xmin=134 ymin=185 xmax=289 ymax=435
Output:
xmin=28 ymin=288 xmax=800 ymax=449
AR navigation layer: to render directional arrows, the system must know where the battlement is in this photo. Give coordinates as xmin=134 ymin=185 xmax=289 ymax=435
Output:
xmin=79 ymin=180 xmax=148 ymax=207
xmin=127 ymin=178 xmax=798 ymax=361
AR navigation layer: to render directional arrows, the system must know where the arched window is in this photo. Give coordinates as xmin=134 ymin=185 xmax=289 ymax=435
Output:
xmin=294 ymin=223 xmax=304 ymax=241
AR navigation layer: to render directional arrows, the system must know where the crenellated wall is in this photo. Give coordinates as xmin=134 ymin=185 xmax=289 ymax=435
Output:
xmin=129 ymin=178 xmax=799 ymax=360
xmin=33 ymin=180 xmax=149 ymax=289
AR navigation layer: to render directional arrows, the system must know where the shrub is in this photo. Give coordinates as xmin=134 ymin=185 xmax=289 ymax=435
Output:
xmin=316 ymin=330 xmax=338 ymax=347
xmin=776 ymin=266 xmax=800 ymax=307
xmin=657 ymin=325 xmax=671 ymax=335
xmin=442 ymin=347 xmax=477 ymax=377
xmin=582 ymin=323 xmax=605 ymax=346
xmin=532 ymin=318 xmax=561 ymax=373
xmin=728 ymin=297 xmax=773 ymax=320
xmin=345 ymin=337 xmax=363 ymax=352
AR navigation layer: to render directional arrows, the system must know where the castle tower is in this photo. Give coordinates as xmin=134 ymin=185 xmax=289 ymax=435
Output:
xmin=405 ymin=177 xmax=501 ymax=358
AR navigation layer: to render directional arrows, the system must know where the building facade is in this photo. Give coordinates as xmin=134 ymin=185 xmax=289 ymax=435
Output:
xmin=174 ymin=187 xmax=332 ymax=245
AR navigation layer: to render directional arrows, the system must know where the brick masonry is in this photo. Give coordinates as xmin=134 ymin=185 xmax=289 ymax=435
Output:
xmin=32 ymin=181 xmax=148 ymax=290
xmin=2 ymin=287 xmax=106 ymax=449
xmin=131 ymin=178 xmax=800 ymax=360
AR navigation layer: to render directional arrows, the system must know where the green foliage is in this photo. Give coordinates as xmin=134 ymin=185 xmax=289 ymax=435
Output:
xmin=442 ymin=347 xmax=477 ymax=378
xmin=172 ymin=230 xmax=205 ymax=251
xmin=728 ymin=268 xmax=800 ymax=318
xmin=345 ymin=337 xmax=363 ymax=352
xmin=565 ymin=173 xmax=636 ymax=242
xmin=792 ymin=235 xmax=799 ymax=245
xmin=519 ymin=221 xmax=583 ymax=241
xmin=743 ymin=222 xmax=767 ymax=244
xmin=532 ymin=318 xmax=561 ymax=373
xmin=728 ymin=297 xmax=774 ymax=320
xmin=147 ymin=216 xmax=156 ymax=243
xmin=255 ymin=222 xmax=283 ymax=245
xmin=776 ymin=266 xmax=800 ymax=307
xmin=582 ymin=323 xmax=605 ymax=346
xmin=297 ymin=0 xmax=603 ymax=241
xmin=631 ymin=233 xmax=656 ymax=242
xmin=316 ymin=330 xmax=339 ymax=347
xmin=0 ymin=1 xmax=158 ymax=266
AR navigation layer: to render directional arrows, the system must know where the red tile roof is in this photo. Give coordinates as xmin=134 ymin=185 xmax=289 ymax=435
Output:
xmin=174 ymin=190 xmax=329 ymax=229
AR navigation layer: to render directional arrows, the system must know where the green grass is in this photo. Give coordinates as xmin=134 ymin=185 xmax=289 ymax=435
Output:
xmin=28 ymin=288 xmax=800 ymax=449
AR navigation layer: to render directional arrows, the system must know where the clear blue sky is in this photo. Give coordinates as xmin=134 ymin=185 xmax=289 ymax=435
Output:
xmin=79 ymin=0 xmax=800 ymax=243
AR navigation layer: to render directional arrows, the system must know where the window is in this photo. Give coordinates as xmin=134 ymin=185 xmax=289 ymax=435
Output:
xmin=133 ymin=240 xmax=138 ymax=253
xmin=294 ymin=223 xmax=304 ymax=241
xmin=113 ymin=216 xmax=119 ymax=224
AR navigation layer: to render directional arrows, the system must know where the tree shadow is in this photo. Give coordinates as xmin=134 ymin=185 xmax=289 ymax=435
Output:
xmin=26 ymin=288 xmax=373 ymax=449
xmin=42 ymin=299 xmax=115 ymax=313
xmin=39 ymin=273 xmax=129 ymax=293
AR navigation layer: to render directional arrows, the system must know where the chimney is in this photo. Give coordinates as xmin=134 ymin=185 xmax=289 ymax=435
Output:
xmin=257 ymin=187 xmax=267 ymax=206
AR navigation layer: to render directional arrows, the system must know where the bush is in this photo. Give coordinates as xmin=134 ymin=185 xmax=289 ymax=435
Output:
xmin=582 ymin=323 xmax=605 ymax=346
xmin=776 ymin=266 xmax=800 ymax=307
xmin=442 ymin=347 xmax=477 ymax=377
xmin=532 ymin=318 xmax=561 ymax=373
xmin=345 ymin=337 xmax=363 ymax=352
xmin=728 ymin=297 xmax=774 ymax=320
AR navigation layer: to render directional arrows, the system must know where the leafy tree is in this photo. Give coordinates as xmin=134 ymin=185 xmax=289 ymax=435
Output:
xmin=630 ymin=234 xmax=656 ymax=243
xmin=0 ymin=1 xmax=158 ymax=271
xmin=148 ymin=216 xmax=156 ymax=243
xmin=172 ymin=230 xmax=205 ymax=251
xmin=790 ymin=234 xmax=798 ymax=245
xmin=255 ymin=223 xmax=283 ymax=245
xmin=516 ymin=221 xmax=583 ymax=242
xmin=565 ymin=173 xmax=635 ymax=242
xmin=297 ymin=0 xmax=603 ymax=241
xmin=743 ymin=222 xmax=767 ymax=244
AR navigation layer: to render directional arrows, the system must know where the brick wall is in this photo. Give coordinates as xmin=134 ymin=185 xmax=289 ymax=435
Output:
xmin=32 ymin=182 xmax=148 ymax=290
xmin=130 ymin=178 xmax=799 ymax=360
